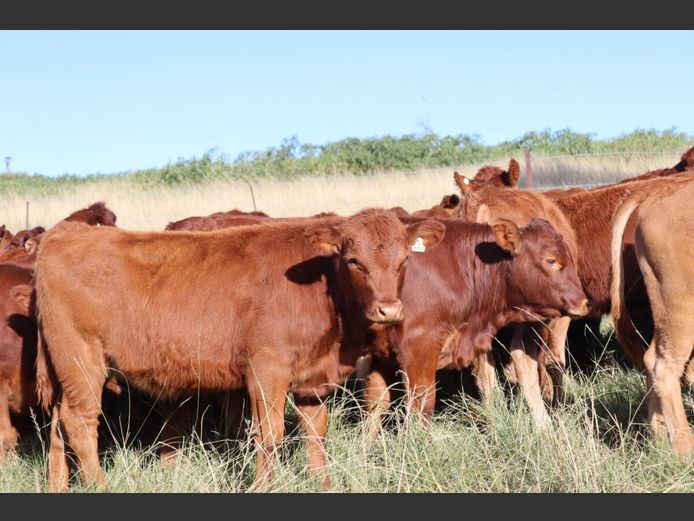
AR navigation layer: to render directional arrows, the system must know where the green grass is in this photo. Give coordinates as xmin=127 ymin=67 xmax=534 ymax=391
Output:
xmin=2 ymin=127 xmax=693 ymax=197
xmin=3 ymin=351 xmax=694 ymax=493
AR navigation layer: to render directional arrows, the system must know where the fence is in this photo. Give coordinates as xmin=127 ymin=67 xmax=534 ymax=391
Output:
xmin=6 ymin=149 xmax=685 ymax=232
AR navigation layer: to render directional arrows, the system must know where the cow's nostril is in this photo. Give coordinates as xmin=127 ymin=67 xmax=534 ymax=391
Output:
xmin=567 ymin=298 xmax=590 ymax=317
xmin=375 ymin=301 xmax=404 ymax=322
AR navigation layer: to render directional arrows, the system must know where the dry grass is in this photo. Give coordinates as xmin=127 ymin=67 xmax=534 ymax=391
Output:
xmin=0 ymin=152 xmax=682 ymax=232
xmin=3 ymin=360 xmax=694 ymax=492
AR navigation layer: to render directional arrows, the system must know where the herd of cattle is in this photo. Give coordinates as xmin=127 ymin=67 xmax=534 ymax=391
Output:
xmin=1 ymin=145 xmax=694 ymax=491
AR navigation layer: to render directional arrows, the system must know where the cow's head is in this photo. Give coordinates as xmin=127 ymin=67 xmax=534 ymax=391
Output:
xmin=439 ymin=193 xmax=461 ymax=211
xmin=454 ymin=159 xmax=522 ymax=219
xmin=64 ymin=202 xmax=117 ymax=227
xmin=0 ymin=226 xmax=45 ymax=262
xmin=0 ymin=225 xmax=12 ymax=250
xmin=455 ymin=159 xmax=521 ymax=195
xmin=494 ymin=218 xmax=589 ymax=320
xmin=306 ymin=209 xmax=445 ymax=324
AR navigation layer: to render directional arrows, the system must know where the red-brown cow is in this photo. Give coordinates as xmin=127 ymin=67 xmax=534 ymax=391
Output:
xmin=165 ymin=209 xmax=270 ymax=231
xmin=610 ymin=181 xmax=694 ymax=457
xmin=462 ymin=158 xmax=694 ymax=378
xmin=465 ymin=148 xmax=694 ymax=201
xmin=34 ymin=209 xmax=445 ymax=491
xmin=0 ymin=203 xmax=118 ymax=460
xmin=454 ymin=167 xmax=583 ymax=411
xmin=363 ymin=217 xmax=589 ymax=422
xmin=410 ymin=193 xmax=462 ymax=219
xmin=0 ymin=227 xmax=45 ymax=264
xmin=0 ymin=264 xmax=36 ymax=459
xmin=613 ymin=145 xmax=694 ymax=185
xmin=0 ymin=227 xmax=14 ymax=250
xmin=165 ymin=209 xmax=341 ymax=232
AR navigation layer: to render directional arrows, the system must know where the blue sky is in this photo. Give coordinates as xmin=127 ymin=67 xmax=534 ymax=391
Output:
xmin=1 ymin=30 xmax=693 ymax=177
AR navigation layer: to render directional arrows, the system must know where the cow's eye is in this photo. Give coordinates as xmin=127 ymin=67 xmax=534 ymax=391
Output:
xmin=346 ymin=258 xmax=367 ymax=273
xmin=546 ymin=258 xmax=558 ymax=267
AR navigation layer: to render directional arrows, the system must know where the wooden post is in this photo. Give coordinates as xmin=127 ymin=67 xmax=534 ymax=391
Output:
xmin=248 ymin=182 xmax=257 ymax=212
xmin=524 ymin=148 xmax=534 ymax=189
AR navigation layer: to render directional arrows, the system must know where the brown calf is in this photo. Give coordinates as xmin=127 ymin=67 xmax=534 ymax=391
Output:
xmin=461 ymin=160 xmax=694 ymax=376
xmin=610 ymin=181 xmax=694 ymax=457
xmin=0 ymin=264 xmax=35 ymax=459
xmin=0 ymin=226 xmax=14 ymax=250
xmin=0 ymin=202 xmax=118 ymax=460
xmin=410 ymin=193 xmax=462 ymax=219
xmin=165 ymin=209 xmax=270 ymax=231
xmin=454 ymin=169 xmax=583 ymax=410
xmin=364 ymin=217 xmax=588 ymax=423
xmin=34 ymin=209 xmax=445 ymax=491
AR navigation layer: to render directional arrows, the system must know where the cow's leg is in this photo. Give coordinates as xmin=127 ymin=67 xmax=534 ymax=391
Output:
xmin=544 ymin=317 xmax=571 ymax=404
xmin=57 ymin=388 xmax=105 ymax=490
xmin=638 ymin=245 xmax=694 ymax=457
xmin=221 ymin=390 xmax=249 ymax=441
xmin=509 ymin=324 xmax=551 ymax=428
xmin=399 ymin=334 xmax=440 ymax=418
xmin=0 ymin=383 xmax=19 ymax=461
xmin=295 ymin=400 xmax=330 ymax=490
xmin=158 ymin=399 xmax=193 ymax=468
xmin=47 ymin=400 xmax=69 ymax=492
xmin=537 ymin=348 xmax=554 ymax=403
xmin=246 ymin=370 xmax=289 ymax=489
xmin=643 ymin=338 xmax=666 ymax=437
xmin=471 ymin=351 xmax=497 ymax=405
xmin=648 ymin=319 xmax=694 ymax=457
xmin=362 ymin=356 xmax=399 ymax=422
xmin=364 ymin=370 xmax=391 ymax=417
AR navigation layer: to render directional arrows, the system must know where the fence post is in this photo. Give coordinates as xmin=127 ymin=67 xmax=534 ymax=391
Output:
xmin=248 ymin=182 xmax=257 ymax=212
xmin=524 ymin=147 xmax=534 ymax=189
xmin=25 ymin=201 xmax=29 ymax=229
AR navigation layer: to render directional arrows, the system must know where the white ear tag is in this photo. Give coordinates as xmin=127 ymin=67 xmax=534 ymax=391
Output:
xmin=463 ymin=177 xmax=470 ymax=185
xmin=412 ymin=237 xmax=426 ymax=253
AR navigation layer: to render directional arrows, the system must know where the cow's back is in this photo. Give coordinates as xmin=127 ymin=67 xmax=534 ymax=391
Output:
xmin=34 ymin=221 xmax=340 ymax=398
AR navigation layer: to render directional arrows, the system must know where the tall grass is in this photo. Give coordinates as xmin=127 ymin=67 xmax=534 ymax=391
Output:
xmin=0 ymin=150 xmax=686 ymax=232
xmin=2 ymin=356 xmax=694 ymax=492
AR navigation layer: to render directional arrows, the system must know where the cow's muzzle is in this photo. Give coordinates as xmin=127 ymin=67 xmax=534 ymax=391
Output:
xmin=367 ymin=300 xmax=404 ymax=324
xmin=566 ymin=298 xmax=590 ymax=319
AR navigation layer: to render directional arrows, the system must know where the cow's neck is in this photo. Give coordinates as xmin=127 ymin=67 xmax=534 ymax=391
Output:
xmin=323 ymin=258 xmax=371 ymax=367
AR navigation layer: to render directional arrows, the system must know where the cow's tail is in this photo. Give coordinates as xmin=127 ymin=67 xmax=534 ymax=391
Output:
xmin=35 ymin=327 xmax=57 ymax=412
xmin=610 ymin=192 xmax=648 ymax=369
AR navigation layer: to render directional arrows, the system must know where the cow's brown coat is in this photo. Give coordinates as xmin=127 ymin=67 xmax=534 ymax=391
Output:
xmin=34 ymin=209 xmax=445 ymax=491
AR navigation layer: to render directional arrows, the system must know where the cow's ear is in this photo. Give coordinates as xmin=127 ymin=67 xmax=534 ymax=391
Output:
xmin=440 ymin=193 xmax=460 ymax=209
xmin=25 ymin=238 xmax=40 ymax=255
xmin=503 ymin=159 xmax=521 ymax=188
xmin=10 ymin=284 xmax=33 ymax=314
xmin=407 ymin=219 xmax=446 ymax=251
xmin=305 ymin=224 xmax=342 ymax=255
xmin=492 ymin=219 xmax=522 ymax=255
xmin=453 ymin=171 xmax=472 ymax=195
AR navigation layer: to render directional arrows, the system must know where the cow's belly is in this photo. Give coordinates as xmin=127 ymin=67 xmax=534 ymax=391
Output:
xmin=104 ymin=337 xmax=244 ymax=399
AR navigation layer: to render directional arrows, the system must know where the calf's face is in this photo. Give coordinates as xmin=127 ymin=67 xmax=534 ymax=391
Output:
xmin=306 ymin=211 xmax=445 ymax=324
xmin=495 ymin=218 xmax=589 ymax=320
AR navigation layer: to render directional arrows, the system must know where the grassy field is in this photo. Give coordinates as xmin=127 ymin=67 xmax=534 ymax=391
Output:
xmin=2 ymin=344 xmax=694 ymax=493
xmin=0 ymin=150 xmax=685 ymax=232
xmin=1 ymin=134 xmax=693 ymax=492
